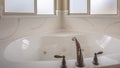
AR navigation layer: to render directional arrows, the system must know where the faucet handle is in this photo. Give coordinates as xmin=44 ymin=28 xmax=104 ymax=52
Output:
xmin=54 ymin=55 xmax=67 ymax=68
xmin=97 ymin=51 xmax=103 ymax=55
xmin=93 ymin=51 xmax=103 ymax=65
xmin=54 ymin=55 xmax=63 ymax=58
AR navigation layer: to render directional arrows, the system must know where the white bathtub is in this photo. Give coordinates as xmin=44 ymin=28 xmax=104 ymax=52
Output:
xmin=4 ymin=34 xmax=120 ymax=68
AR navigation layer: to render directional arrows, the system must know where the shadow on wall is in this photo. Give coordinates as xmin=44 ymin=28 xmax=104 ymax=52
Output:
xmin=105 ymin=21 xmax=120 ymax=38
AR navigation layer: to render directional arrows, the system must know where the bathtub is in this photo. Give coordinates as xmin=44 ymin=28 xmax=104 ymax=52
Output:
xmin=4 ymin=34 xmax=120 ymax=68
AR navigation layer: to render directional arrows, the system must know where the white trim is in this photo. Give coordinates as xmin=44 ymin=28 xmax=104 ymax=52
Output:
xmin=56 ymin=10 xmax=69 ymax=15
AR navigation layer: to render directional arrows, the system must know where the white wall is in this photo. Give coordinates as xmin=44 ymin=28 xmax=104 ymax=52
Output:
xmin=0 ymin=16 xmax=120 ymax=40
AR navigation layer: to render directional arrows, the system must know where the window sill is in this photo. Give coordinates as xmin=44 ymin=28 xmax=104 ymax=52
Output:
xmin=64 ymin=14 xmax=120 ymax=18
xmin=1 ymin=14 xmax=57 ymax=18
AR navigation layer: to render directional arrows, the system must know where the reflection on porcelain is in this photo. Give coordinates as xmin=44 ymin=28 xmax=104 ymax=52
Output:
xmin=22 ymin=39 xmax=30 ymax=50
xmin=96 ymin=35 xmax=112 ymax=49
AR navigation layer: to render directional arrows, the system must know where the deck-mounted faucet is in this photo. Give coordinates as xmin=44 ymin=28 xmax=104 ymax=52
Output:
xmin=72 ymin=37 xmax=84 ymax=67
xmin=93 ymin=51 xmax=103 ymax=65
xmin=54 ymin=55 xmax=67 ymax=68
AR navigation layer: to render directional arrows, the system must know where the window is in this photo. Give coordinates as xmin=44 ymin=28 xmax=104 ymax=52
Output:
xmin=5 ymin=0 xmax=34 ymax=13
xmin=4 ymin=0 xmax=55 ymax=15
xmin=91 ymin=0 xmax=117 ymax=14
xmin=69 ymin=0 xmax=118 ymax=15
xmin=69 ymin=0 xmax=88 ymax=14
xmin=37 ymin=0 xmax=54 ymax=14
xmin=4 ymin=0 xmax=118 ymax=15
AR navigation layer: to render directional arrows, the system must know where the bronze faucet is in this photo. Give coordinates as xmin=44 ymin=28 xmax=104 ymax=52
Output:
xmin=72 ymin=37 xmax=84 ymax=67
xmin=54 ymin=55 xmax=67 ymax=68
xmin=93 ymin=51 xmax=103 ymax=65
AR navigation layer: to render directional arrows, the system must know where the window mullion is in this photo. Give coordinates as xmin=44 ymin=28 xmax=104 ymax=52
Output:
xmin=54 ymin=0 xmax=56 ymax=15
xmin=34 ymin=0 xmax=37 ymax=15
xmin=87 ymin=0 xmax=90 ymax=15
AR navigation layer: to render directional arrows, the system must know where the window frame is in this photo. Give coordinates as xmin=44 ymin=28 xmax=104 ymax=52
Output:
xmin=3 ymin=0 xmax=56 ymax=15
xmin=68 ymin=0 xmax=118 ymax=15
xmin=68 ymin=0 xmax=90 ymax=15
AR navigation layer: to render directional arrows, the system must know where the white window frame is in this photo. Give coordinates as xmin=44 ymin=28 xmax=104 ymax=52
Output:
xmin=3 ymin=0 xmax=56 ymax=15
xmin=68 ymin=0 xmax=90 ymax=15
xmin=68 ymin=0 xmax=118 ymax=15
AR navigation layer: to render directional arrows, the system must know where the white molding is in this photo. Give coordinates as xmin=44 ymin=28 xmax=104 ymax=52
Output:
xmin=56 ymin=10 xmax=68 ymax=15
xmin=64 ymin=10 xmax=69 ymax=15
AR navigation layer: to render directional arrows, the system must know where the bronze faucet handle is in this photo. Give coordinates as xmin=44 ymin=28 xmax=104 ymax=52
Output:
xmin=93 ymin=51 xmax=103 ymax=65
xmin=54 ymin=55 xmax=67 ymax=68
xmin=97 ymin=51 xmax=103 ymax=55
xmin=54 ymin=55 xmax=63 ymax=58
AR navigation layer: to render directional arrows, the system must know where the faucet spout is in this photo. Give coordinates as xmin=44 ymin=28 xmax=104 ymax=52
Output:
xmin=72 ymin=37 xmax=84 ymax=67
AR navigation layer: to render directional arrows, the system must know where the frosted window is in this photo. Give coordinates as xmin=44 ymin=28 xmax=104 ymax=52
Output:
xmin=70 ymin=0 xmax=87 ymax=13
xmin=37 ymin=0 xmax=54 ymax=14
xmin=91 ymin=0 xmax=117 ymax=14
xmin=5 ymin=0 xmax=34 ymax=13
